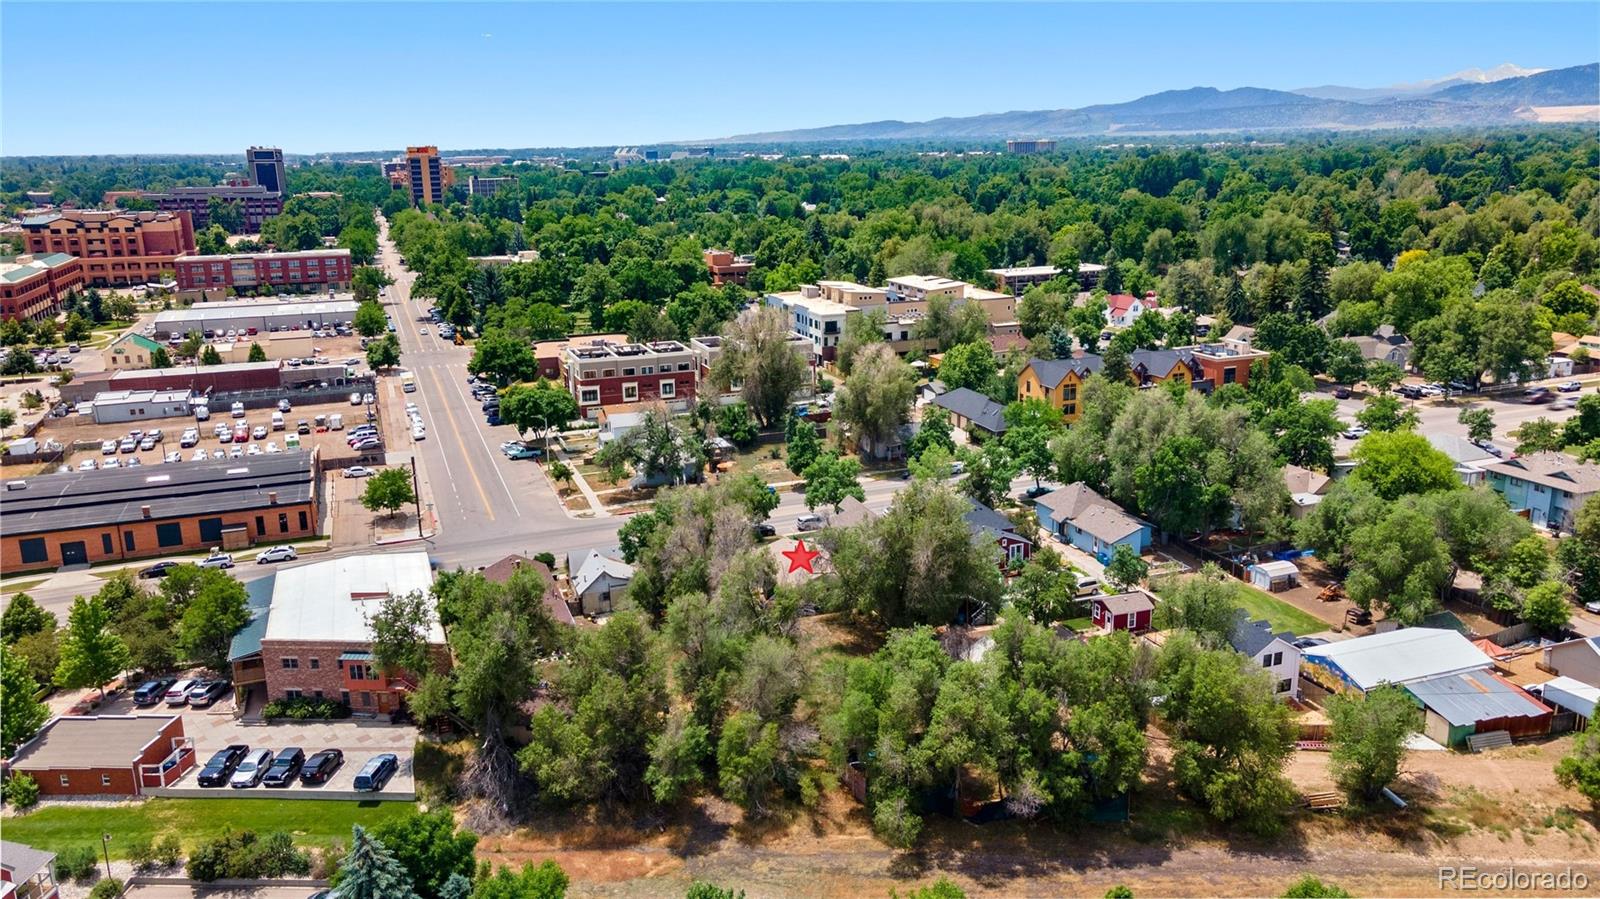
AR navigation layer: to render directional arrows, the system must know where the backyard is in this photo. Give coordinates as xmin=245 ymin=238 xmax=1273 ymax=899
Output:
xmin=1233 ymin=583 xmax=1329 ymax=636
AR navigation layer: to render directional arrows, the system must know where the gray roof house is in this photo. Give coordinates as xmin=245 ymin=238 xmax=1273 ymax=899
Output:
xmin=1228 ymin=610 xmax=1301 ymax=699
xmin=930 ymin=387 xmax=1008 ymax=436
xmin=569 ymin=548 xmax=634 ymax=617
xmin=1350 ymin=326 xmax=1412 ymax=367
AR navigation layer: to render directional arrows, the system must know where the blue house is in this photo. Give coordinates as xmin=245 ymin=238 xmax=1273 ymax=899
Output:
xmin=1033 ymin=483 xmax=1153 ymax=562
xmin=1481 ymin=452 xmax=1600 ymax=532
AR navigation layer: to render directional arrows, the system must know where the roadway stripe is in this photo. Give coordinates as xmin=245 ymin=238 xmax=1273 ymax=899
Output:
xmin=439 ymin=363 xmax=523 ymax=518
xmin=425 ymin=365 xmax=496 ymax=521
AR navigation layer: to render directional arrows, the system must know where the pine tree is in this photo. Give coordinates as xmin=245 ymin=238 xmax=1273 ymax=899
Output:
xmin=331 ymin=827 xmax=416 ymax=899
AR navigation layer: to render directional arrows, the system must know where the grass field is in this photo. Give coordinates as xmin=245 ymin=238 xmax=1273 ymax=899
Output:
xmin=3 ymin=798 xmax=414 ymax=858
xmin=1233 ymin=585 xmax=1327 ymax=636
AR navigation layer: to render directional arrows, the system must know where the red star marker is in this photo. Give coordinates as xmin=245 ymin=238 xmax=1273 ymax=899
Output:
xmin=782 ymin=538 xmax=821 ymax=574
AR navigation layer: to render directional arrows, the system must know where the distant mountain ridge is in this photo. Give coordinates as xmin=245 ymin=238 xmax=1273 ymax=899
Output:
xmin=714 ymin=63 xmax=1598 ymax=144
xmin=1294 ymin=63 xmax=1547 ymax=102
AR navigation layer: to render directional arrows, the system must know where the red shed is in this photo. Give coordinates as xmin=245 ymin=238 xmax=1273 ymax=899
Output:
xmin=5 ymin=715 xmax=193 ymax=797
xmin=1092 ymin=591 xmax=1155 ymax=633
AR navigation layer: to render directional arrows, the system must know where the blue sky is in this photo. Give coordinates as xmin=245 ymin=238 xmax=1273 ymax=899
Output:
xmin=2 ymin=2 xmax=1595 ymax=156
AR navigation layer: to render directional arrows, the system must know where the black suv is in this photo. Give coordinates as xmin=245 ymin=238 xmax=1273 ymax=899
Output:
xmin=261 ymin=747 xmax=306 ymax=787
xmin=138 ymin=561 xmax=180 ymax=579
xmin=132 ymin=678 xmax=175 ymax=706
xmin=197 ymin=745 xmax=250 ymax=787
xmin=299 ymin=749 xmax=345 ymax=785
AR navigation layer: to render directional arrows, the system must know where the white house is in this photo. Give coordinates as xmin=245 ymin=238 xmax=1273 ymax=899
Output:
xmin=568 ymin=548 xmax=634 ymax=616
xmin=1228 ymin=612 xmax=1301 ymax=699
xmin=1105 ymin=293 xmax=1159 ymax=328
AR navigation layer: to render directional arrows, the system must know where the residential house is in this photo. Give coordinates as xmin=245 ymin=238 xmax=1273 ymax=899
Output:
xmin=1016 ymin=356 xmax=1104 ymax=423
xmin=1228 ymin=611 xmax=1300 ymax=698
xmin=962 ymin=499 xmax=1033 ymax=568
xmin=1 ymin=841 xmax=59 ymax=899
xmin=1034 ymin=483 xmax=1153 ymax=561
xmin=1300 ymin=628 xmax=1493 ymax=696
xmin=481 ymin=554 xmax=577 ymax=626
xmin=1540 ymin=635 xmax=1600 ymax=688
xmin=5 ymin=716 xmax=193 ymax=797
xmin=826 ymin=495 xmax=878 ymax=529
xmin=1349 ymin=325 xmax=1413 ymax=369
xmin=1105 ymin=293 xmax=1159 ymax=327
xmin=103 ymin=332 xmax=163 ymax=371
xmin=1283 ymin=464 xmax=1331 ymax=517
xmin=1405 ymin=670 xmax=1552 ymax=748
xmin=1092 ymin=591 xmax=1156 ymax=633
xmin=931 ymin=387 xmax=1008 ymax=439
xmin=568 ymin=547 xmax=634 ymax=616
xmin=1424 ymin=433 xmax=1499 ymax=486
xmin=1482 ymin=452 xmax=1600 ymax=531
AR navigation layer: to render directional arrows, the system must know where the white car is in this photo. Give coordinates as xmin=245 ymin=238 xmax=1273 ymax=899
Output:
xmin=411 ymin=424 xmax=426 ymax=440
xmin=140 ymin=436 xmax=159 ymax=451
xmin=191 ymin=448 xmax=208 ymax=462
xmin=344 ymin=466 xmax=376 ymax=478
xmin=350 ymin=392 xmax=363 ymax=406
xmin=251 ymin=425 xmax=268 ymax=440
xmin=100 ymin=439 xmax=118 ymax=455
xmin=164 ymin=451 xmax=182 ymax=464
xmin=405 ymin=403 xmax=419 ymax=415
xmin=420 ymin=327 xmax=429 ymax=335
xmin=198 ymin=551 xmax=234 ymax=569
xmin=228 ymin=447 xmax=244 ymax=459
xmin=1418 ymin=384 xmax=1444 ymax=397
xmin=126 ymin=457 xmax=142 ymax=468
xmin=362 ymin=393 xmax=375 ymax=405
xmin=1342 ymin=426 xmax=1369 ymax=440
xmin=180 ymin=430 xmax=199 ymax=448
xmin=119 ymin=437 xmax=137 ymax=453
xmin=246 ymin=444 xmax=262 ymax=456
xmin=255 ymin=546 xmax=298 ymax=564
xmin=266 ymin=441 xmax=282 ymax=454
xmin=212 ymin=449 xmax=226 ymax=459
xmin=78 ymin=459 xmax=97 ymax=471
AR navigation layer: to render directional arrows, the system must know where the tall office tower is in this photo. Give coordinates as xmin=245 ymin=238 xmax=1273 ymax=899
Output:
xmin=246 ymin=146 xmax=286 ymax=194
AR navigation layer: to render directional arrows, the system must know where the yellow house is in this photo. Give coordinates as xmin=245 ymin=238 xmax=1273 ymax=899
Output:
xmin=103 ymin=332 xmax=163 ymax=370
xmin=1017 ymin=357 xmax=1105 ymax=422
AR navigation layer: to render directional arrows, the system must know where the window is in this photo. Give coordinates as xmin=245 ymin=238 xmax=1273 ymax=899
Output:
xmin=360 ymin=692 xmax=372 ymax=707
xmin=1263 ymin=651 xmax=1283 ymax=667
xmin=1223 ymin=366 xmax=1238 ymax=384
xmin=621 ymin=382 xmax=639 ymax=402
xmin=286 ymin=689 xmax=302 ymax=700
xmin=123 ymin=531 xmax=136 ymax=552
xmin=102 ymin=774 xmax=113 ymax=786
xmin=313 ymin=690 xmax=324 ymax=699
xmin=309 ymin=658 xmax=320 ymax=670
xmin=622 ymin=367 xmax=635 ymax=376
xmin=282 ymin=658 xmax=301 ymax=669
xmin=348 ymin=663 xmax=366 ymax=680
xmin=298 ymin=511 xmax=308 ymax=531
xmin=278 ymin=513 xmax=289 ymax=533
xmin=60 ymin=775 xmax=70 ymax=787
xmin=155 ymin=522 xmax=183 ymax=547
xmin=1277 ymin=678 xmax=1292 ymax=694
xmin=198 ymin=517 xmax=224 ymax=543
xmin=341 ymin=690 xmax=350 ymax=705
xmin=579 ymin=388 xmax=599 ymax=405
xmin=660 ymin=380 xmax=676 ymax=399
xmin=19 ymin=538 xmax=47 ymax=564
xmin=256 ymin=515 xmax=266 ymax=536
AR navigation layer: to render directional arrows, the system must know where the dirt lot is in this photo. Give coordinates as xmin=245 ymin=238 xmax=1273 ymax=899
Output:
xmin=462 ymin=730 xmax=1600 ymax=898
xmin=29 ymin=397 xmax=383 ymax=474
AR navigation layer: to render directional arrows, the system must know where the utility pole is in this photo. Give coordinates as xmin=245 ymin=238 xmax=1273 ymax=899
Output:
xmin=409 ymin=456 xmax=424 ymax=538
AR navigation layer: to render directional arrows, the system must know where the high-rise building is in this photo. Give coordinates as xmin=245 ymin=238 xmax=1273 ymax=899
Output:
xmin=140 ymin=184 xmax=282 ymax=232
xmin=406 ymin=146 xmax=450 ymax=206
xmin=246 ymin=146 xmax=286 ymax=194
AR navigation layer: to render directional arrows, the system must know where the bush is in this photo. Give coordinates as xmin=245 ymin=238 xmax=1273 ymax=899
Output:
xmin=261 ymin=696 xmax=350 ymax=720
xmin=88 ymin=878 xmax=123 ymax=899
xmin=55 ymin=846 xmax=99 ymax=883
xmin=4 ymin=773 xmax=40 ymax=809
xmin=126 ymin=836 xmax=156 ymax=872
xmin=154 ymin=833 xmax=183 ymax=868
xmin=185 ymin=830 xmax=309 ymax=882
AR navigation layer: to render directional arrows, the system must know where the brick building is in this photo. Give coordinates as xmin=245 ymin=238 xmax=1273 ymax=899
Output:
xmin=406 ymin=146 xmax=452 ymax=206
xmin=141 ymin=184 xmax=283 ymax=233
xmin=236 ymin=552 xmax=448 ymax=715
xmin=703 ymin=249 xmax=754 ymax=287
xmin=0 ymin=452 xmax=321 ymax=573
xmin=531 ymin=332 xmax=629 ymax=381
xmin=5 ymin=716 xmax=193 ymax=797
xmin=173 ymin=248 xmax=353 ymax=292
xmin=21 ymin=210 xmax=196 ymax=287
xmin=565 ymin=339 xmax=699 ymax=417
xmin=0 ymin=253 xmax=84 ymax=321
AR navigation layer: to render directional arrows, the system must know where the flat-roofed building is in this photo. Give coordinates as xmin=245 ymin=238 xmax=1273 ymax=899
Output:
xmin=152 ymin=298 xmax=358 ymax=336
xmin=21 ymin=210 xmax=195 ymax=287
xmin=174 ymin=248 xmax=352 ymax=292
xmin=987 ymin=265 xmax=1062 ymax=296
xmin=1006 ymin=139 xmax=1056 ymax=155
xmin=141 ymin=183 xmax=282 ymax=232
xmin=406 ymin=146 xmax=452 ymax=206
xmin=5 ymin=715 xmax=193 ymax=797
xmin=704 ymin=249 xmax=755 ymax=287
xmin=533 ymin=332 xmax=630 ymax=381
xmin=564 ymin=339 xmax=699 ymax=416
xmin=90 ymin=388 xmax=193 ymax=424
xmin=246 ymin=146 xmax=286 ymax=194
xmin=467 ymin=175 xmax=515 ymax=196
xmin=0 ymin=452 xmax=321 ymax=572
xmin=0 ymin=253 xmax=84 ymax=321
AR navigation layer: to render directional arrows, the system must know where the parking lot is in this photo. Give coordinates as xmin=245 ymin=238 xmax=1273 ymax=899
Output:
xmin=31 ymin=396 xmax=390 ymax=474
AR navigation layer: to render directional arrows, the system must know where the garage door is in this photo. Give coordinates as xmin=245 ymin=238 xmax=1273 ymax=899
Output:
xmin=60 ymin=541 xmax=88 ymax=565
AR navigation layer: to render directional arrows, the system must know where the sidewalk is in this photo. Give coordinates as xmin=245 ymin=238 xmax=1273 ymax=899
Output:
xmin=552 ymin=448 xmax=607 ymax=517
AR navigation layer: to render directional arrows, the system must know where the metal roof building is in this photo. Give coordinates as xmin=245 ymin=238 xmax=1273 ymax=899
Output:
xmin=152 ymin=298 xmax=357 ymax=335
xmin=1302 ymin=628 xmax=1493 ymax=693
xmin=262 ymin=552 xmax=443 ymax=645
xmin=1405 ymin=670 xmax=1552 ymax=748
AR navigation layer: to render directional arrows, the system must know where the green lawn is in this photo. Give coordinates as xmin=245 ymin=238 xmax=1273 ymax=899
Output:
xmin=3 ymin=798 xmax=414 ymax=858
xmin=1232 ymin=585 xmax=1328 ymax=636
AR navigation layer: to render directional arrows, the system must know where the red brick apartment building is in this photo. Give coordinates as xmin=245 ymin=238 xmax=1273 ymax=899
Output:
xmin=22 ymin=210 xmax=196 ymax=286
xmin=0 ymin=253 xmax=84 ymax=321
xmin=174 ymin=248 xmax=353 ymax=292
xmin=564 ymin=339 xmax=699 ymax=417
xmin=704 ymin=249 xmax=754 ymax=286
xmin=6 ymin=716 xmax=193 ymax=797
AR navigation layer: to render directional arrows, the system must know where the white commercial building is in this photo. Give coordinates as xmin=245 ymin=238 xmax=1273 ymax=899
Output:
xmin=152 ymin=298 xmax=358 ymax=337
xmin=91 ymin=389 xmax=194 ymax=424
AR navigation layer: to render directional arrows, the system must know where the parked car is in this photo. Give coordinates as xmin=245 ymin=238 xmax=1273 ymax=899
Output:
xmin=231 ymin=402 xmax=246 ymax=418
xmin=118 ymin=437 xmax=137 ymax=453
xmin=299 ymin=749 xmax=345 ymax=785
xmin=411 ymin=423 xmax=426 ymax=441
xmin=351 ymin=437 xmax=382 ymax=451
xmin=140 ymin=435 xmax=159 ymax=451
xmin=278 ymin=399 xmax=293 ymax=413
xmin=353 ymin=754 xmax=399 ymax=792
xmin=502 ymin=443 xmax=543 ymax=460
xmin=350 ymin=392 xmax=363 ymax=406
xmin=187 ymin=680 xmax=231 ymax=707
xmin=753 ymin=523 xmax=776 ymax=539
xmin=1559 ymin=380 xmax=1582 ymax=393
xmin=256 ymin=545 xmax=298 ymax=564
xmin=795 ymin=513 xmax=824 ymax=532
xmin=180 ymin=429 xmax=200 ymax=447
xmin=164 ymin=679 xmax=197 ymax=706
xmin=100 ymin=439 xmax=118 ymax=455
xmin=1342 ymin=426 xmax=1369 ymax=440
xmin=132 ymin=678 xmax=176 ymax=705
xmin=198 ymin=550 xmax=234 ymax=569
xmin=100 ymin=458 xmax=120 ymax=470
xmin=230 ymin=748 xmax=274 ymax=788
xmin=1396 ymin=384 xmax=1423 ymax=399
xmin=1418 ymin=383 xmax=1444 ymax=397
xmin=262 ymin=747 xmax=306 ymax=787
xmin=197 ymin=745 xmax=250 ymax=787
xmin=252 ymin=425 xmax=269 ymax=440
xmin=297 ymin=420 xmax=312 ymax=434
xmin=139 ymin=561 xmax=180 ymax=579
xmin=1586 ymin=600 xmax=1600 ymax=615
xmin=344 ymin=466 xmax=376 ymax=478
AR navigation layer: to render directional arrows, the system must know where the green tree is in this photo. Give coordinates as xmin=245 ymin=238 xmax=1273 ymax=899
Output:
xmin=685 ymin=882 xmax=745 ymax=899
xmin=63 ymin=312 xmax=91 ymax=343
xmin=149 ymin=346 xmax=172 ymax=369
xmin=937 ymin=341 xmax=999 ymax=397
xmin=369 ymin=809 xmax=478 ymax=899
xmin=1326 ymin=686 xmax=1418 ymax=802
xmin=835 ymin=344 xmax=916 ymax=456
xmin=177 ymin=570 xmax=250 ymax=671
xmin=54 ymin=595 xmax=132 ymax=699
xmin=908 ymin=406 xmax=956 ymax=462
xmin=1 ymin=648 xmax=50 ymax=755
xmin=956 ymin=441 xmax=1017 ymax=509
xmin=710 ymin=305 xmax=810 ymax=427
xmin=1104 ymin=543 xmax=1149 ymax=591
xmin=1281 ymin=876 xmax=1351 ymax=898
xmin=354 ymin=301 xmax=389 ymax=337
xmin=1354 ymin=393 xmax=1416 ymax=433
xmin=498 ymin=380 xmax=578 ymax=446
xmin=2 ymin=593 xmax=55 ymax=644
xmin=370 ymin=590 xmax=434 ymax=679
xmin=1521 ymin=581 xmax=1572 ymax=635
xmin=899 ymin=878 xmax=967 ymax=899
xmin=469 ymin=862 xmax=567 ymax=899
xmin=1344 ymin=503 xmax=1452 ymax=626
xmin=1458 ymin=407 xmax=1495 ymax=444
xmin=1349 ymin=430 xmax=1461 ymax=500
xmin=353 ymin=267 xmax=393 ymax=303
xmin=802 ymin=451 xmax=865 ymax=512
xmin=1558 ymin=500 xmax=1600 ymax=608
xmin=1154 ymin=564 xmax=1240 ymax=645
xmin=330 ymin=826 xmax=416 ymax=899
xmin=200 ymin=344 xmax=223 ymax=366
xmin=468 ymin=330 xmax=537 ymax=386
xmin=247 ymin=342 xmax=268 ymax=362
xmin=1007 ymin=546 xmax=1076 ymax=624
xmin=714 ymin=402 xmax=759 ymax=448
xmin=367 ymin=333 xmax=401 ymax=370
xmin=1515 ymin=417 xmax=1564 ymax=454
xmin=361 ymin=468 xmax=417 ymax=518
xmin=1555 ymin=726 xmax=1600 ymax=806
xmin=784 ymin=414 xmax=821 ymax=476
xmin=1135 ymin=435 xmax=1232 ymax=536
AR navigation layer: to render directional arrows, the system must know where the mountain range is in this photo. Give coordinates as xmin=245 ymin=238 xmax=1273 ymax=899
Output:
xmin=713 ymin=63 xmax=1599 ymax=144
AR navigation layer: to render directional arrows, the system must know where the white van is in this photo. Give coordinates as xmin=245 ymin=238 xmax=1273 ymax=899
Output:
xmin=271 ymin=411 xmax=285 ymax=431
xmin=230 ymin=402 xmax=246 ymax=418
xmin=1074 ymin=575 xmax=1102 ymax=597
xmin=796 ymin=513 xmax=824 ymax=532
xmin=329 ymin=413 xmax=344 ymax=430
xmin=194 ymin=405 xmax=211 ymax=421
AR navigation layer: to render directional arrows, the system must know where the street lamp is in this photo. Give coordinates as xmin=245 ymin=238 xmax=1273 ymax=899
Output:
xmin=100 ymin=833 xmax=113 ymax=882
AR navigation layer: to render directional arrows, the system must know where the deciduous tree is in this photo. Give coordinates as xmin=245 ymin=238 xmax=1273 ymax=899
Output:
xmin=54 ymin=595 xmax=132 ymax=699
xmin=362 ymin=468 xmax=417 ymax=518
xmin=1326 ymin=686 xmax=1418 ymax=802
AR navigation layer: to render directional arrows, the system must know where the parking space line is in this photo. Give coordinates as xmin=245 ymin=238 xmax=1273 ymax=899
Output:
xmin=439 ymin=364 xmax=523 ymax=518
xmin=425 ymin=366 xmax=496 ymax=521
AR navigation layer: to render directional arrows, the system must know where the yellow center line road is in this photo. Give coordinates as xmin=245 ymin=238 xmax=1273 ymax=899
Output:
xmin=425 ymin=365 xmax=496 ymax=521
xmin=439 ymin=362 xmax=524 ymax=518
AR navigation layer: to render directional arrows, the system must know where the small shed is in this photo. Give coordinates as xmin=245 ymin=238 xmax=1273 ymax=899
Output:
xmin=1248 ymin=559 xmax=1300 ymax=592
xmin=1405 ymin=670 xmax=1552 ymax=749
xmin=1092 ymin=591 xmax=1155 ymax=633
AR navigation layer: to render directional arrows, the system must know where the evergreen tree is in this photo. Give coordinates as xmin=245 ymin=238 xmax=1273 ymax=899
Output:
xmin=331 ymin=827 xmax=416 ymax=899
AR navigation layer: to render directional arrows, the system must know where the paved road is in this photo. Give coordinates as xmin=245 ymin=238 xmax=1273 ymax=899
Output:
xmin=1325 ymin=384 xmax=1588 ymax=456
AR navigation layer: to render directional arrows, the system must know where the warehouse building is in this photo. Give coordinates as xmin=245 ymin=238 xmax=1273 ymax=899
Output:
xmin=152 ymin=298 xmax=357 ymax=337
xmin=5 ymin=715 xmax=193 ymax=797
xmin=60 ymin=360 xmax=353 ymax=406
xmin=0 ymin=452 xmax=321 ymax=572
xmin=90 ymin=388 xmax=194 ymax=424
